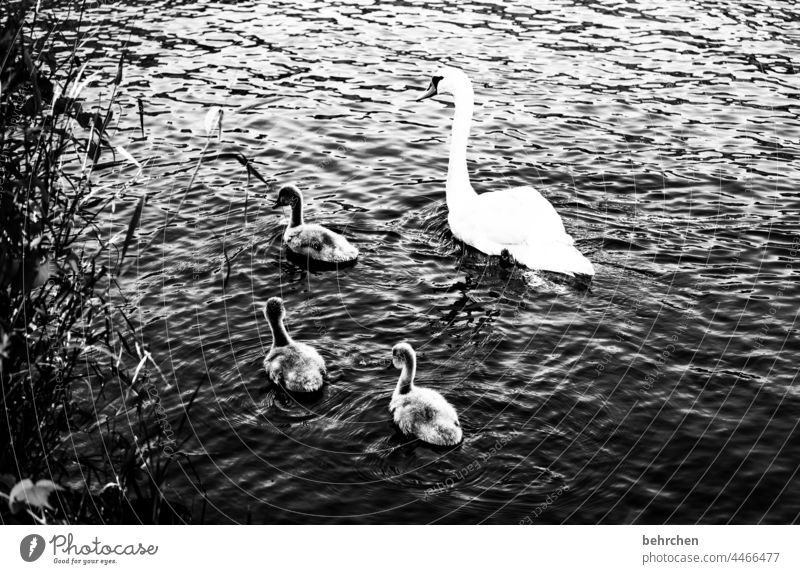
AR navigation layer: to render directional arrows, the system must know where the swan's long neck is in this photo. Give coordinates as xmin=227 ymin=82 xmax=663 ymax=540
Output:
xmin=289 ymin=198 xmax=304 ymax=228
xmin=446 ymin=82 xmax=476 ymax=204
xmin=396 ymin=354 xmax=416 ymax=395
xmin=268 ymin=313 xmax=291 ymax=347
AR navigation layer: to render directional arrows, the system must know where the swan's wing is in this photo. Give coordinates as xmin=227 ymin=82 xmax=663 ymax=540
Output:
xmin=412 ymin=389 xmax=462 ymax=445
xmin=391 ymin=399 xmax=420 ymax=436
xmin=473 ymin=186 xmax=572 ymax=245
xmin=295 ymin=342 xmax=327 ymax=376
xmin=285 ymin=225 xmax=330 ymax=251
xmin=511 ymin=240 xmax=595 ymax=276
xmin=286 ymin=225 xmax=358 ymax=262
xmin=265 ymin=349 xmax=285 ymax=385
xmin=448 ymin=186 xmax=573 ymax=251
xmin=414 ymin=414 xmax=462 ymax=446
xmin=478 ymin=187 xmax=596 ymax=275
xmin=270 ymin=344 xmax=325 ymax=391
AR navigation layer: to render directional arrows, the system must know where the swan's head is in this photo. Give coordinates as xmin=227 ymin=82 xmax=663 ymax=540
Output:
xmin=416 ymin=67 xmax=471 ymax=101
xmin=391 ymin=342 xmax=416 ymax=369
xmin=264 ymin=297 xmax=286 ymax=321
xmin=273 ymin=185 xmax=302 ymax=209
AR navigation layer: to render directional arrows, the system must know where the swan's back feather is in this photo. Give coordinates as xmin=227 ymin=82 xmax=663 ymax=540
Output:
xmin=390 ymin=386 xmax=462 ymax=446
xmin=265 ymin=342 xmax=326 ymax=392
xmin=482 ymin=186 xmax=569 ymax=240
xmin=285 ymin=224 xmax=359 ymax=263
xmin=448 ymin=186 xmax=593 ymax=276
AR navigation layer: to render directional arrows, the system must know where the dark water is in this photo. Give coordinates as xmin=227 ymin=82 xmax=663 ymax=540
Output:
xmin=83 ymin=0 xmax=798 ymax=523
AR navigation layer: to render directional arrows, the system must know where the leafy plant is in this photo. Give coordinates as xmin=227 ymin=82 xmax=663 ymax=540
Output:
xmin=0 ymin=0 xmax=202 ymax=524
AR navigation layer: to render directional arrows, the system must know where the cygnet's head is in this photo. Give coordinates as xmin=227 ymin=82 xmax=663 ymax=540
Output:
xmin=264 ymin=297 xmax=286 ymax=321
xmin=416 ymin=66 xmax=471 ymax=101
xmin=391 ymin=342 xmax=416 ymax=369
xmin=273 ymin=185 xmax=302 ymax=209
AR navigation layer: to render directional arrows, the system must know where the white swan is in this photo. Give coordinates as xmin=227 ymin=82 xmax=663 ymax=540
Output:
xmin=389 ymin=343 xmax=462 ymax=446
xmin=273 ymin=185 xmax=359 ymax=265
xmin=263 ymin=297 xmax=326 ymax=392
xmin=417 ymin=67 xmax=595 ymax=277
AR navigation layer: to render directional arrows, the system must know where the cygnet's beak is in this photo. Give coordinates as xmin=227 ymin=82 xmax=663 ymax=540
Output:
xmin=416 ymin=82 xmax=438 ymax=102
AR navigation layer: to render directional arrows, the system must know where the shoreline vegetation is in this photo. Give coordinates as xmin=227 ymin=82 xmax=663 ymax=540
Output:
xmin=0 ymin=0 xmax=207 ymax=524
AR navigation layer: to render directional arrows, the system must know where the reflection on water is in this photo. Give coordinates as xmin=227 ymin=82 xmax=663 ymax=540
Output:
xmin=76 ymin=0 xmax=800 ymax=523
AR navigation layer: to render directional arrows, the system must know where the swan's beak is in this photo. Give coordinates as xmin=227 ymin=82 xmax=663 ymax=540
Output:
xmin=416 ymin=82 xmax=438 ymax=102
xmin=272 ymin=199 xmax=282 ymax=209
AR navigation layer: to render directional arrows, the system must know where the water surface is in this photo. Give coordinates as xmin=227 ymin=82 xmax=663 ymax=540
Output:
xmin=81 ymin=0 xmax=799 ymax=523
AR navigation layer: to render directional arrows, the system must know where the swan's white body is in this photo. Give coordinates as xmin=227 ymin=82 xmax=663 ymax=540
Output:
xmin=389 ymin=343 xmax=462 ymax=446
xmin=263 ymin=297 xmax=326 ymax=392
xmin=423 ymin=67 xmax=594 ymax=277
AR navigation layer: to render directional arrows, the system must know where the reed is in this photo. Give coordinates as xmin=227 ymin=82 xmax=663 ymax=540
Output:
xmin=0 ymin=0 xmax=203 ymax=524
